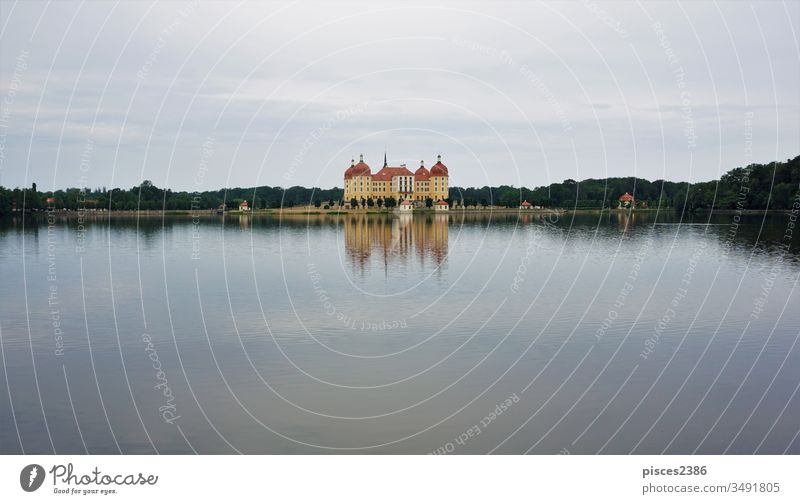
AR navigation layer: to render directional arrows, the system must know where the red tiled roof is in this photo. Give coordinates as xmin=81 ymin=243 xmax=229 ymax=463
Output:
xmin=401 ymin=199 xmax=413 ymax=205
xmin=619 ymin=192 xmax=634 ymax=202
xmin=345 ymin=161 xmax=371 ymax=179
xmin=372 ymin=166 xmax=414 ymax=181
xmin=344 ymin=163 xmax=355 ymax=178
xmin=415 ymin=166 xmax=431 ymax=181
xmin=520 ymin=200 xmax=532 ymax=207
xmin=435 ymin=199 xmax=448 ymax=206
xmin=430 ymin=160 xmax=448 ymax=176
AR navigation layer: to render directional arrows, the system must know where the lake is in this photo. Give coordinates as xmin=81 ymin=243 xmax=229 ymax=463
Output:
xmin=1 ymin=210 xmax=798 ymax=454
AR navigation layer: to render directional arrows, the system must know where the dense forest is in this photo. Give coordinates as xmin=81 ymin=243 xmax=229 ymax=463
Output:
xmin=450 ymin=155 xmax=799 ymax=211
xmin=1 ymin=155 xmax=797 ymax=214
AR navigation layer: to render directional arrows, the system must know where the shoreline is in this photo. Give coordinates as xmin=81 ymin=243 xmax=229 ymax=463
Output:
xmin=0 ymin=207 xmax=792 ymax=218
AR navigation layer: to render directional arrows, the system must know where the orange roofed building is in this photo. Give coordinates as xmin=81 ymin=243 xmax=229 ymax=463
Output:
xmin=618 ymin=192 xmax=634 ymax=209
xmin=344 ymin=153 xmax=449 ymax=205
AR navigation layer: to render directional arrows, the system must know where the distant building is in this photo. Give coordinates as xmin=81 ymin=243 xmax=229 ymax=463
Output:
xmin=398 ymin=199 xmax=414 ymax=212
xmin=434 ymin=199 xmax=449 ymax=212
xmin=344 ymin=153 xmax=449 ymax=207
xmin=618 ymin=192 xmax=634 ymax=209
xmin=239 ymin=200 xmax=250 ymax=211
xmin=520 ymin=200 xmax=532 ymax=210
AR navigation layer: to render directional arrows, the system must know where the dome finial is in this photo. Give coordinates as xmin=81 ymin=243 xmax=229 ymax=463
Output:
xmin=437 ymin=154 xmax=441 ymax=162
xmin=359 ymin=153 xmax=363 ymax=162
xmin=420 ymin=159 xmax=424 ymax=167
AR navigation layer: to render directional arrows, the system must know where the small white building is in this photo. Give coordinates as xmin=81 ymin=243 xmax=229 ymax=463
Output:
xmin=434 ymin=199 xmax=449 ymax=212
xmin=520 ymin=200 xmax=532 ymax=210
xmin=239 ymin=200 xmax=250 ymax=212
xmin=398 ymin=199 xmax=414 ymax=212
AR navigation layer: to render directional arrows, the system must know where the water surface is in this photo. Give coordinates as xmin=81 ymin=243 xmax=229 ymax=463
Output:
xmin=1 ymin=211 xmax=798 ymax=454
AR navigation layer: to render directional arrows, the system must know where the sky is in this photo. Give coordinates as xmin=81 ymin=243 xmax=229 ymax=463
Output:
xmin=0 ymin=1 xmax=798 ymax=192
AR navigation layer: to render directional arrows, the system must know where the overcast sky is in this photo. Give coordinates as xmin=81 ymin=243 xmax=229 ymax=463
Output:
xmin=1 ymin=1 xmax=798 ymax=191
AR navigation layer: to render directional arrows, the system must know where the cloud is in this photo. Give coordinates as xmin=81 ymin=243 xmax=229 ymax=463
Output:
xmin=0 ymin=1 xmax=797 ymax=190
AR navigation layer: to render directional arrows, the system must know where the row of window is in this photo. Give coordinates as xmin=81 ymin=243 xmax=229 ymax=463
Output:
xmin=346 ymin=177 xmax=447 ymax=197
xmin=346 ymin=183 xmax=447 ymax=190
xmin=346 ymin=189 xmax=448 ymax=193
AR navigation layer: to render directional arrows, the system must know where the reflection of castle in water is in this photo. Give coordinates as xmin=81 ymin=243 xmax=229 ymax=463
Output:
xmin=344 ymin=214 xmax=449 ymax=269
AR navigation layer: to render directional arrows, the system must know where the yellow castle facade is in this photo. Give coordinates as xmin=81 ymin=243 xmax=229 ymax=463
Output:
xmin=344 ymin=153 xmax=449 ymax=206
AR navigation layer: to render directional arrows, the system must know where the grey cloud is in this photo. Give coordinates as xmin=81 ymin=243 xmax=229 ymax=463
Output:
xmin=0 ymin=1 xmax=797 ymax=191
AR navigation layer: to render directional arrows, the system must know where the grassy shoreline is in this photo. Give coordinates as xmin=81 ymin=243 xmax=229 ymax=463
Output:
xmin=2 ymin=207 xmax=793 ymax=218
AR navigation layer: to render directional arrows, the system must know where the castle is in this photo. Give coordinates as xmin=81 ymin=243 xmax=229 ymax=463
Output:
xmin=343 ymin=153 xmax=449 ymax=206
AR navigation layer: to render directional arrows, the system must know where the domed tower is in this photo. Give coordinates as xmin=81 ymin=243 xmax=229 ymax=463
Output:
xmin=414 ymin=160 xmax=431 ymax=201
xmin=429 ymin=154 xmax=449 ymax=201
xmin=344 ymin=154 xmax=372 ymax=207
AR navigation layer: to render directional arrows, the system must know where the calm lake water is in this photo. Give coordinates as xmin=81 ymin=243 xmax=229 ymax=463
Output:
xmin=1 ymin=211 xmax=798 ymax=454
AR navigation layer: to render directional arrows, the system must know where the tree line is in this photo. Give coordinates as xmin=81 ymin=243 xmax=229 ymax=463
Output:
xmin=450 ymin=156 xmax=799 ymax=211
xmin=1 ymin=155 xmax=797 ymax=214
xmin=0 ymin=182 xmax=345 ymax=212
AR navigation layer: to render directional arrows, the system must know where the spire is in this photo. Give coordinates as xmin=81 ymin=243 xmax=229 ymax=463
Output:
xmin=420 ymin=159 xmax=424 ymax=167
xmin=350 ymin=157 xmax=355 ymax=167
xmin=359 ymin=153 xmax=363 ymax=162
xmin=383 ymin=151 xmax=387 ymax=168
xmin=437 ymin=154 xmax=442 ymax=163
